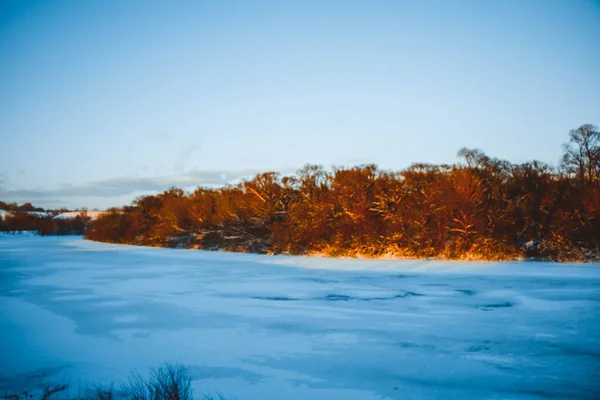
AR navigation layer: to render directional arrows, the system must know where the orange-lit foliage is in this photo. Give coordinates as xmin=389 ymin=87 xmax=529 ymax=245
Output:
xmin=83 ymin=125 xmax=600 ymax=261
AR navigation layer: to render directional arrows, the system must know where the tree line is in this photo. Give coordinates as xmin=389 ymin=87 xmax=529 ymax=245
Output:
xmin=0 ymin=201 xmax=46 ymax=213
xmin=0 ymin=202 xmax=91 ymax=235
xmin=83 ymin=124 xmax=598 ymax=261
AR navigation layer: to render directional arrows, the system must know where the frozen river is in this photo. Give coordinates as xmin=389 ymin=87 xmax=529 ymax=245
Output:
xmin=1 ymin=235 xmax=599 ymax=399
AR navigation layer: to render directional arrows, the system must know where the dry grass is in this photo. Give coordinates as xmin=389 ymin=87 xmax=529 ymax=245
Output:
xmin=2 ymin=363 xmax=232 ymax=400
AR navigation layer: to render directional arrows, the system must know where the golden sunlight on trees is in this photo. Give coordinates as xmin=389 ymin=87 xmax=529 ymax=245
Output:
xmin=84 ymin=125 xmax=600 ymax=262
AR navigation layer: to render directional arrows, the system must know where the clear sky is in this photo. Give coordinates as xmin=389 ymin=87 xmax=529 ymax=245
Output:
xmin=1 ymin=0 xmax=599 ymax=209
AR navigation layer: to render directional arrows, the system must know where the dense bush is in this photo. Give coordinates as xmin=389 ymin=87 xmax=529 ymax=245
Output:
xmin=86 ymin=125 xmax=600 ymax=261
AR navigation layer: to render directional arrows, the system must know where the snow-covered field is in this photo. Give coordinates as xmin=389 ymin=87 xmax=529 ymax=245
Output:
xmin=1 ymin=235 xmax=599 ymax=399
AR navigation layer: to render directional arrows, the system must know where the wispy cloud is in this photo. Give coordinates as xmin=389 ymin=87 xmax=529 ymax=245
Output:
xmin=0 ymin=169 xmax=273 ymax=205
xmin=174 ymin=144 xmax=202 ymax=173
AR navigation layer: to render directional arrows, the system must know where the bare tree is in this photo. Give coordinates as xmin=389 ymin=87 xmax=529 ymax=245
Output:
xmin=561 ymin=124 xmax=600 ymax=185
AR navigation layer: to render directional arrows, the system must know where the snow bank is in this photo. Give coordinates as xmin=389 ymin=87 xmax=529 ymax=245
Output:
xmin=26 ymin=211 xmax=52 ymax=218
xmin=53 ymin=211 xmax=105 ymax=220
xmin=0 ymin=209 xmax=13 ymax=220
xmin=0 ymin=230 xmax=39 ymax=236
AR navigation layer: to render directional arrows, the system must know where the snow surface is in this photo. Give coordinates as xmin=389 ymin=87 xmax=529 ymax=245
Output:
xmin=0 ymin=235 xmax=599 ymax=399
xmin=26 ymin=211 xmax=52 ymax=218
xmin=53 ymin=211 xmax=105 ymax=220
xmin=0 ymin=210 xmax=51 ymax=219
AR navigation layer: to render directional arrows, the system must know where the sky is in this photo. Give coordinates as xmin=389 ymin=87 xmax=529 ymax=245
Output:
xmin=1 ymin=0 xmax=599 ymax=209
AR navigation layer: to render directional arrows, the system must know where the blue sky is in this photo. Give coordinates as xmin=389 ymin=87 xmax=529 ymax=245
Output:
xmin=1 ymin=0 xmax=599 ymax=209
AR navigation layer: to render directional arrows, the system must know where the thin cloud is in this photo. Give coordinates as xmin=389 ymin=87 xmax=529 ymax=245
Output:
xmin=153 ymin=131 xmax=172 ymax=142
xmin=174 ymin=144 xmax=202 ymax=173
xmin=0 ymin=169 xmax=265 ymax=201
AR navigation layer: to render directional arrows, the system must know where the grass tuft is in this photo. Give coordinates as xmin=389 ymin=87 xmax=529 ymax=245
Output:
xmin=4 ymin=363 xmax=226 ymax=400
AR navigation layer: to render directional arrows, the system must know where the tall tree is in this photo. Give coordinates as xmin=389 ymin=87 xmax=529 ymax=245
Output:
xmin=561 ymin=124 xmax=600 ymax=185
